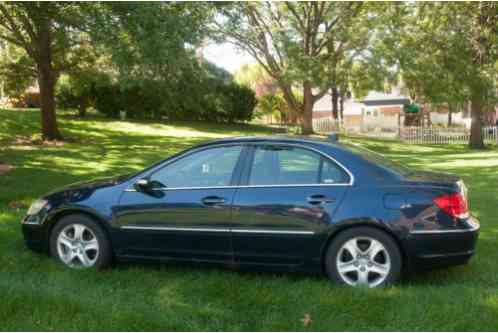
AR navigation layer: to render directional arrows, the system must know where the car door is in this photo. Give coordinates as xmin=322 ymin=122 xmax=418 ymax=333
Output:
xmin=113 ymin=144 xmax=246 ymax=262
xmin=231 ymin=144 xmax=351 ymax=266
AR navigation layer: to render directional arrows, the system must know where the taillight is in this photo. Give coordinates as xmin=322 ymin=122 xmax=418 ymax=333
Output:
xmin=433 ymin=192 xmax=469 ymax=219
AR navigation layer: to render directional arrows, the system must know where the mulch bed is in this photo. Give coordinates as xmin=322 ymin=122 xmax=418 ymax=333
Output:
xmin=13 ymin=135 xmax=66 ymax=146
xmin=0 ymin=163 xmax=14 ymax=175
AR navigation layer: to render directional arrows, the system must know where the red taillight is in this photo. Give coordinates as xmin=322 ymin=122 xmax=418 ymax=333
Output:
xmin=433 ymin=192 xmax=469 ymax=219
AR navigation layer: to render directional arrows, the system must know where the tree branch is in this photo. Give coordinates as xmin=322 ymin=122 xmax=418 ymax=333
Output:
xmin=0 ymin=5 xmax=36 ymax=57
xmin=285 ymin=2 xmax=306 ymax=34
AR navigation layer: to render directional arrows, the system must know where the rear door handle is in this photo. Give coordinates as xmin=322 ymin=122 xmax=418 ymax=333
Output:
xmin=307 ymin=194 xmax=335 ymax=205
xmin=202 ymin=196 xmax=226 ymax=205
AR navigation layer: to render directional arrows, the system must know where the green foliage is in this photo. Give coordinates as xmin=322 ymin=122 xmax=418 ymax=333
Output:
xmin=372 ymin=2 xmax=498 ymax=147
xmin=56 ymin=61 xmax=257 ymax=123
xmin=75 ymin=3 xmax=254 ymax=123
xmin=256 ymin=93 xmax=286 ymax=122
xmin=220 ymin=84 xmax=257 ymax=123
xmin=216 ymin=3 xmax=382 ymax=132
xmin=0 ymin=45 xmax=36 ymax=98
xmin=234 ymin=63 xmax=276 ymax=97
xmin=2 ymin=109 xmax=498 ymax=330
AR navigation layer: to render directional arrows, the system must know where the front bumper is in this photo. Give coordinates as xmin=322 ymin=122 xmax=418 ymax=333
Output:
xmin=404 ymin=216 xmax=480 ymax=270
xmin=22 ymin=215 xmax=50 ymax=253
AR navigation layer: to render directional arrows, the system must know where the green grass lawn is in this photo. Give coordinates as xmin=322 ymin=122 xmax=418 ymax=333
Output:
xmin=1 ymin=108 xmax=498 ymax=331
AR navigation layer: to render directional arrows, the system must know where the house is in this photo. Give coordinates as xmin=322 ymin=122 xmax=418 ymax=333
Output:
xmin=313 ymin=88 xmax=410 ymax=131
xmin=312 ymin=88 xmax=484 ymax=130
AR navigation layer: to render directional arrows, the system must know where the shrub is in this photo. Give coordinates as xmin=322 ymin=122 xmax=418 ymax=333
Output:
xmin=93 ymin=82 xmax=123 ymax=118
xmin=55 ymin=63 xmax=257 ymax=123
xmin=24 ymin=92 xmax=41 ymax=108
xmin=220 ymin=84 xmax=257 ymax=123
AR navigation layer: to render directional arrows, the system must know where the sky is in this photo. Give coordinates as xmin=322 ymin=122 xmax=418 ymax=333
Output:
xmin=202 ymin=42 xmax=255 ymax=73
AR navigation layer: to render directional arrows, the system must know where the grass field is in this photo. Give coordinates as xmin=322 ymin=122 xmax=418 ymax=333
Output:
xmin=1 ymin=108 xmax=498 ymax=331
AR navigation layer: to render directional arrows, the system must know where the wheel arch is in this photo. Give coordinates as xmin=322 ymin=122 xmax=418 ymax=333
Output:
xmin=45 ymin=208 xmax=114 ymax=253
xmin=319 ymin=220 xmax=406 ymax=273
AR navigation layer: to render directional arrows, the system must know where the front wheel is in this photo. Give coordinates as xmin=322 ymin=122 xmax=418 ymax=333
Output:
xmin=324 ymin=227 xmax=402 ymax=287
xmin=49 ymin=214 xmax=112 ymax=269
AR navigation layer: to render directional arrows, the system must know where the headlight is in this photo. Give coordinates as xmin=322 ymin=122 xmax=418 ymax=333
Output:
xmin=27 ymin=199 xmax=49 ymax=216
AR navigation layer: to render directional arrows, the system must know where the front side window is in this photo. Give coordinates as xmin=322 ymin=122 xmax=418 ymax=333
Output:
xmin=150 ymin=146 xmax=242 ymax=188
xmin=248 ymin=145 xmax=350 ymax=185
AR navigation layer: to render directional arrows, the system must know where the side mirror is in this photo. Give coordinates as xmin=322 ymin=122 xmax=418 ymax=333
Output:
xmin=134 ymin=178 xmax=152 ymax=192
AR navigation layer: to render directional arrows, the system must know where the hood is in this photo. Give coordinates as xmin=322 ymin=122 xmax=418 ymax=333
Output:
xmin=45 ymin=174 xmax=130 ymax=198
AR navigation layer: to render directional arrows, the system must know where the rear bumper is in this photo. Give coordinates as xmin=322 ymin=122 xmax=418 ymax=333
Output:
xmin=403 ymin=217 xmax=480 ymax=270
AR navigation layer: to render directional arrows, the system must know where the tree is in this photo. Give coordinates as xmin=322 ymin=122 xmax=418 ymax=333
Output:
xmin=234 ymin=63 xmax=276 ymax=97
xmin=216 ymin=2 xmax=366 ymax=134
xmin=91 ymin=3 xmax=216 ymax=89
xmin=257 ymin=92 xmax=288 ymax=123
xmin=0 ymin=3 xmax=95 ymax=140
xmin=0 ymin=3 xmax=220 ymax=137
xmin=376 ymin=2 xmax=498 ymax=148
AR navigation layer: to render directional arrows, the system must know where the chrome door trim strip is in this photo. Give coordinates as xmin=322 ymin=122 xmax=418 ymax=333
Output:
xmin=121 ymin=225 xmax=315 ymax=235
xmin=409 ymin=225 xmax=480 ymax=234
xmin=231 ymin=228 xmax=314 ymax=235
xmin=121 ymin=226 xmax=231 ymax=232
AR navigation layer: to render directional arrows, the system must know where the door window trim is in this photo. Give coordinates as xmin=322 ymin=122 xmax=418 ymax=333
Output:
xmin=124 ymin=142 xmax=354 ymax=192
xmin=144 ymin=143 xmax=246 ymax=190
xmin=241 ymin=143 xmax=354 ymax=187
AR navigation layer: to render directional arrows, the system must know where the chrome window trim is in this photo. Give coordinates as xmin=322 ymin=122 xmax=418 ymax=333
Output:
xmin=121 ymin=225 xmax=315 ymax=235
xmin=124 ymin=142 xmax=355 ymax=192
xmin=124 ymin=182 xmax=351 ymax=192
xmin=247 ymin=142 xmax=354 ymax=186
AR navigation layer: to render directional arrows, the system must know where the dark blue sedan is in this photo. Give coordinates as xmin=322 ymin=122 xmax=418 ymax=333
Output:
xmin=22 ymin=136 xmax=479 ymax=287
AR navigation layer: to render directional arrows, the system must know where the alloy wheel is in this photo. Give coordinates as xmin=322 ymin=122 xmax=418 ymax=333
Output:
xmin=336 ymin=236 xmax=391 ymax=287
xmin=56 ymin=223 xmax=100 ymax=268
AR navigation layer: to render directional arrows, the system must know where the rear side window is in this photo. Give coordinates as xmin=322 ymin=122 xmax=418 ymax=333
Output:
xmin=248 ymin=145 xmax=350 ymax=185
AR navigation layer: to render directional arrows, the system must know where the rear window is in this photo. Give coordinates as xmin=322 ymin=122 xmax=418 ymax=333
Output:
xmin=340 ymin=142 xmax=413 ymax=178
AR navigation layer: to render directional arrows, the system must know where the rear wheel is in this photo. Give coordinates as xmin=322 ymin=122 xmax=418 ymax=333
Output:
xmin=49 ymin=214 xmax=112 ymax=269
xmin=325 ymin=227 xmax=402 ymax=287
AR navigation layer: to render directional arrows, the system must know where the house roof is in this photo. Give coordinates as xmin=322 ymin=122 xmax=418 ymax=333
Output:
xmin=313 ymin=89 xmax=410 ymax=116
xmin=360 ymin=91 xmax=410 ymax=106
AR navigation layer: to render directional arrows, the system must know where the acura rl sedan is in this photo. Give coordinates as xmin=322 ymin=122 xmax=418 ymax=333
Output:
xmin=22 ymin=136 xmax=479 ymax=287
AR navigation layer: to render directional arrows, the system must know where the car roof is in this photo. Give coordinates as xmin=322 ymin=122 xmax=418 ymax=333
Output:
xmin=196 ymin=135 xmax=340 ymax=148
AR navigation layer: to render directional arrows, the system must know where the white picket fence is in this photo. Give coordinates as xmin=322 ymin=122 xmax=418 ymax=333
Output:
xmin=312 ymin=117 xmax=498 ymax=144
xmin=400 ymin=126 xmax=498 ymax=144
xmin=312 ymin=117 xmax=341 ymax=134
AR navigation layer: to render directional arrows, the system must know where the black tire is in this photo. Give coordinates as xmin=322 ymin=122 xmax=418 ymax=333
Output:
xmin=49 ymin=214 xmax=112 ymax=269
xmin=324 ymin=226 xmax=402 ymax=287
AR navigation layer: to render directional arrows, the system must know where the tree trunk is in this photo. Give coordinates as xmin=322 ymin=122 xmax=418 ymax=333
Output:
xmin=37 ymin=16 xmax=62 ymax=140
xmin=469 ymin=96 xmax=484 ymax=149
xmin=78 ymin=99 xmax=88 ymax=118
xmin=447 ymin=104 xmax=453 ymax=127
xmin=301 ymin=81 xmax=314 ymax=135
xmin=339 ymin=91 xmax=345 ymax=125
xmin=278 ymin=82 xmax=301 ymax=125
xmin=331 ymin=87 xmax=339 ymax=120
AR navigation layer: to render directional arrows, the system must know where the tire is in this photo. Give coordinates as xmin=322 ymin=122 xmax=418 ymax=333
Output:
xmin=324 ymin=227 xmax=402 ymax=287
xmin=49 ymin=214 xmax=112 ymax=269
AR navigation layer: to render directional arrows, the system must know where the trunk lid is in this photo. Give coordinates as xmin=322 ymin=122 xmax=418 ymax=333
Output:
xmin=402 ymin=170 xmax=461 ymax=188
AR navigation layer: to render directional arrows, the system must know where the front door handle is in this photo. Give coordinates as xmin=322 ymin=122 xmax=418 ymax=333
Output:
xmin=202 ymin=196 xmax=226 ymax=205
xmin=307 ymin=194 xmax=335 ymax=205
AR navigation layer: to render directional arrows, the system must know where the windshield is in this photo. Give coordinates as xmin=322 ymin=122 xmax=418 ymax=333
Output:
xmin=339 ymin=142 xmax=413 ymax=178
